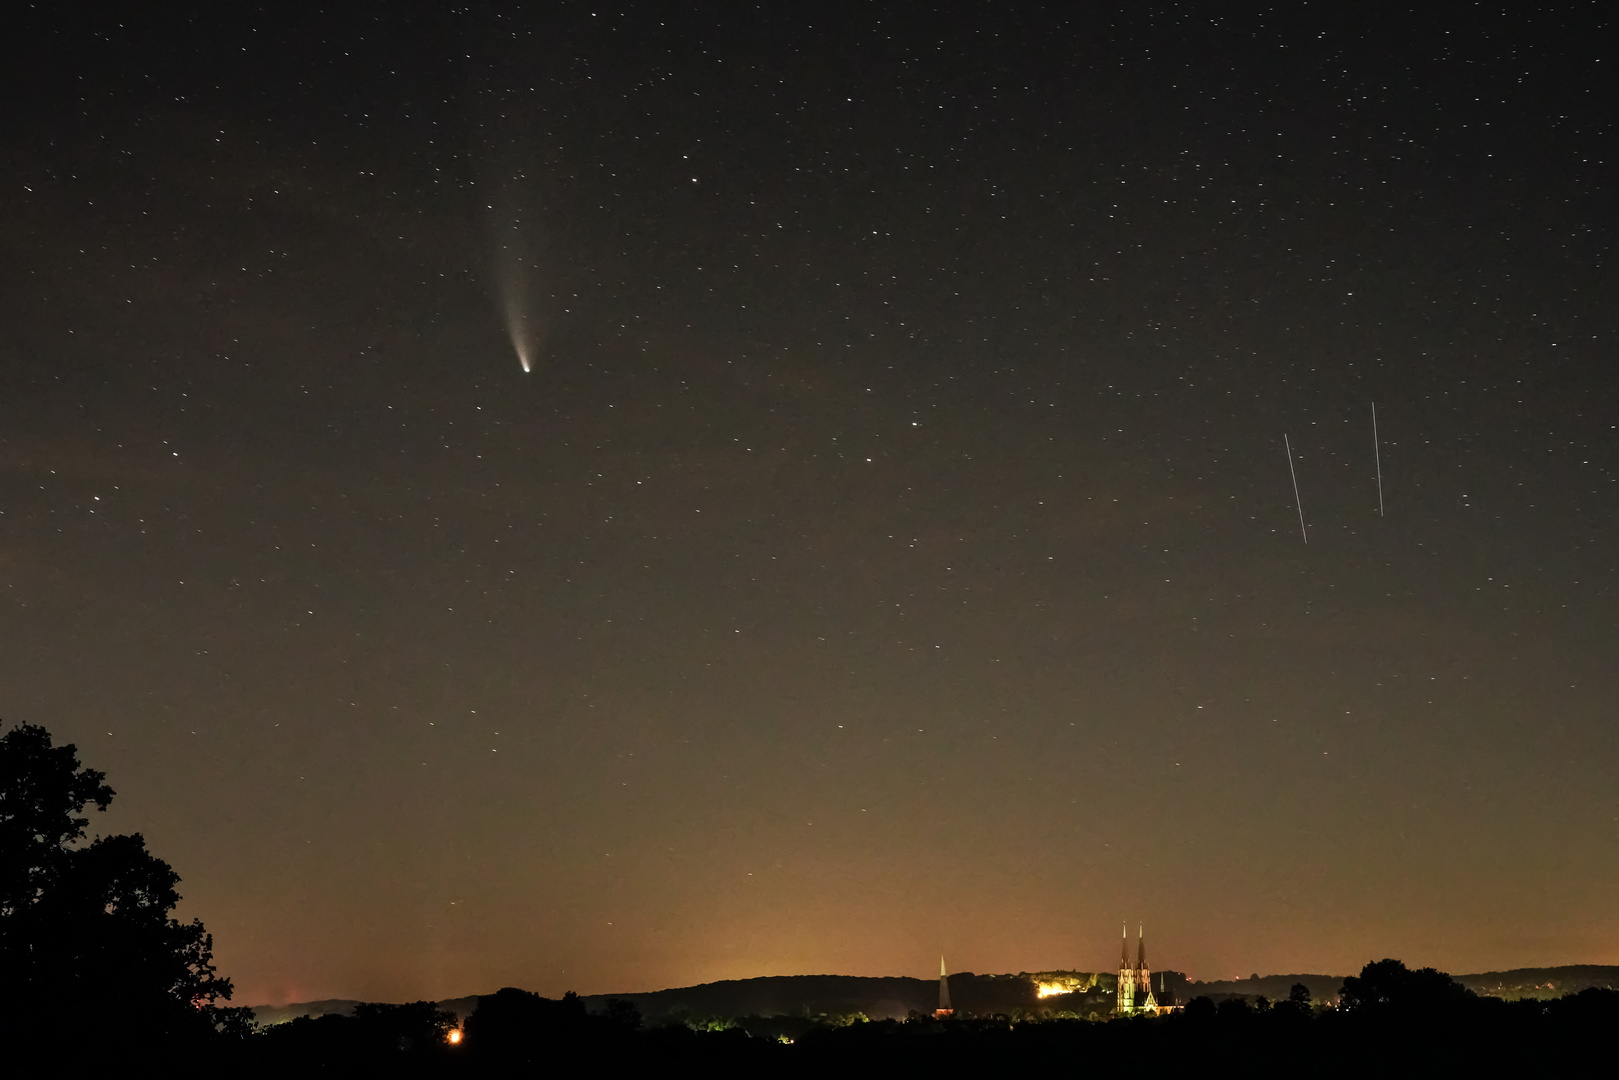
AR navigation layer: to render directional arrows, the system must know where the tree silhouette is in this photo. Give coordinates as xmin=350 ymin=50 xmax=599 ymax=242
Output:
xmin=0 ymin=721 xmax=113 ymax=916
xmin=1338 ymin=958 xmax=1474 ymax=1015
xmin=0 ymin=722 xmax=250 ymax=1054
xmin=1270 ymin=981 xmax=1313 ymax=1019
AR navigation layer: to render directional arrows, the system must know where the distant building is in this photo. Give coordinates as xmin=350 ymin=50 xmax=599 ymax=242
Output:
xmin=1153 ymin=970 xmax=1179 ymax=1012
xmin=935 ymin=956 xmax=954 ymax=1019
xmin=1116 ymin=923 xmax=1161 ymax=1017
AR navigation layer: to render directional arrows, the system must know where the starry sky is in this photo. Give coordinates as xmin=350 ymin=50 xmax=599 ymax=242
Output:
xmin=3 ymin=4 xmax=1615 ymax=1005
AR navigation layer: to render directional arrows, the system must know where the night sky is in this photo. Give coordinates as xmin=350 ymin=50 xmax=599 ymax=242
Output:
xmin=3 ymin=5 xmax=1615 ymax=1006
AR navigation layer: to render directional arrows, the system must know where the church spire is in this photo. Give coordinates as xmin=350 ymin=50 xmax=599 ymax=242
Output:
xmin=935 ymin=956 xmax=953 ymax=1018
xmin=1117 ymin=920 xmax=1168 ymax=1017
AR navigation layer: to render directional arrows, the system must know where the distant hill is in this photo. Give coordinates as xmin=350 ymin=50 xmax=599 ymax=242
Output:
xmin=575 ymin=970 xmax=1196 ymax=1021
xmin=585 ymin=974 xmax=935 ymax=1022
xmin=1187 ymin=974 xmax=1346 ymax=1004
xmin=249 ymin=964 xmax=1619 ymax=1027
xmin=1187 ymin=965 xmax=1619 ymax=1006
xmin=249 ymin=973 xmax=1134 ymax=1027
xmin=1454 ymin=966 xmax=1619 ymax=1000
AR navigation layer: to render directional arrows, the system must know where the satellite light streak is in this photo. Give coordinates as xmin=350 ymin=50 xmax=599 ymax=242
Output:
xmin=1372 ymin=401 xmax=1385 ymax=516
xmin=1285 ymin=434 xmax=1308 ymax=543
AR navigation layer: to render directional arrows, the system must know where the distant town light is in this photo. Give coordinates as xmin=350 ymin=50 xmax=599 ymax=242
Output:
xmin=446 ymin=1029 xmax=464 ymax=1045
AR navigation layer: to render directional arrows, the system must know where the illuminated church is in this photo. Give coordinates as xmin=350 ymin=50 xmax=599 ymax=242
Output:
xmin=935 ymin=956 xmax=954 ymax=1018
xmin=1116 ymin=923 xmax=1160 ymax=1016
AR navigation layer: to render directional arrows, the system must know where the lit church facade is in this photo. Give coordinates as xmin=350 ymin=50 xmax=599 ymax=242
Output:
xmin=1116 ymin=923 xmax=1162 ymax=1016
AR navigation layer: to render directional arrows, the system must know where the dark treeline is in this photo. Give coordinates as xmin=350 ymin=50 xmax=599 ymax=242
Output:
xmin=573 ymin=969 xmax=1151 ymax=1021
xmin=6 ymin=725 xmax=1616 ymax=1076
xmin=215 ymin=963 xmax=1619 ymax=1078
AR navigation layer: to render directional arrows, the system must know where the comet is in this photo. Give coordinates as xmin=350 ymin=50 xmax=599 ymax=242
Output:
xmin=502 ymin=290 xmax=534 ymax=373
xmin=486 ymin=163 xmax=546 ymax=375
xmin=496 ymin=227 xmax=540 ymax=374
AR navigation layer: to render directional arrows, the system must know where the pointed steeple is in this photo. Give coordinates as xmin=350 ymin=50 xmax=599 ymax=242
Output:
xmin=1118 ymin=921 xmax=1135 ymax=1016
xmin=937 ymin=956 xmax=952 ymax=1015
xmin=1137 ymin=923 xmax=1146 ymax=970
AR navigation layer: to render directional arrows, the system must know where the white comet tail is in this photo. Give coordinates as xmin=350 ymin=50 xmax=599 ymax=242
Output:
xmin=502 ymin=296 xmax=535 ymax=373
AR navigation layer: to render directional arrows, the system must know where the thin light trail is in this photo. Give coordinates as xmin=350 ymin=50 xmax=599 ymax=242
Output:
xmin=1285 ymin=434 xmax=1307 ymax=543
xmin=1372 ymin=401 xmax=1384 ymax=516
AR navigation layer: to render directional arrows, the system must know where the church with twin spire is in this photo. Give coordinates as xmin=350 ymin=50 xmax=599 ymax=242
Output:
xmin=1116 ymin=923 xmax=1162 ymax=1016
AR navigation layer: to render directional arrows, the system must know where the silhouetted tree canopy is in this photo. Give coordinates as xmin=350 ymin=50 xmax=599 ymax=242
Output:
xmin=464 ymin=987 xmax=595 ymax=1060
xmin=1339 ymin=958 xmax=1475 ymax=1015
xmin=0 ymin=721 xmax=113 ymax=916
xmin=602 ymin=997 xmax=643 ymax=1033
xmin=254 ymin=1000 xmax=459 ymax=1069
xmin=0 ymin=722 xmax=250 ymax=1055
xmin=352 ymin=1001 xmax=460 ymax=1051
xmin=221 ymin=964 xmax=1619 ymax=1075
xmin=1183 ymin=995 xmax=1216 ymax=1022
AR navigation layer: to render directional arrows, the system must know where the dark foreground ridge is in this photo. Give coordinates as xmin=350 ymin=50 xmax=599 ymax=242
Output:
xmin=215 ymin=961 xmax=1619 ymax=1078
xmin=251 ymin=963 xmax=1619 ymax=1029
xmin=586 ymin=970 xmax=1135 ymax=1022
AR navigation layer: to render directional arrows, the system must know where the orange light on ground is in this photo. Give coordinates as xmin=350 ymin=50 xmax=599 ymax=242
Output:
xmin=1035 ymin=975 xmax=1093 ymax=998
